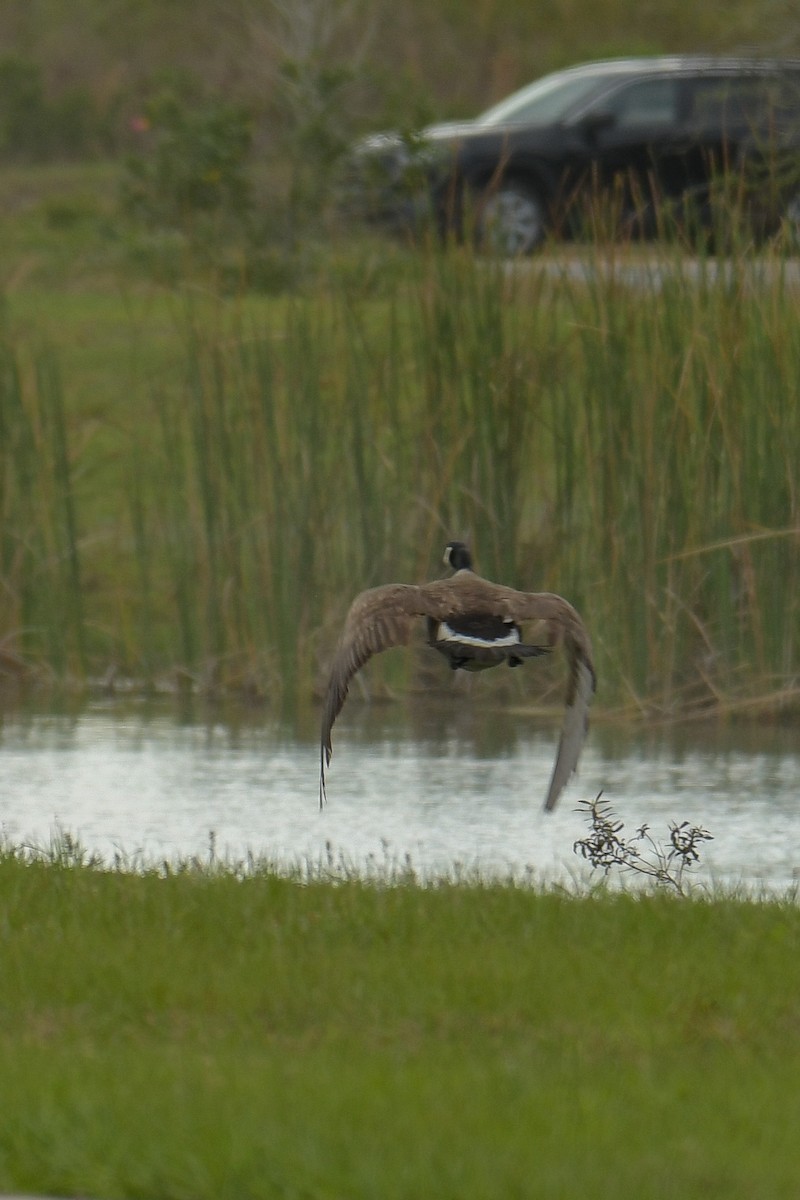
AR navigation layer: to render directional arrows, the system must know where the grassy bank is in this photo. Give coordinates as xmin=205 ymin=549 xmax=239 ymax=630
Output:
xmin=1 ymin=849 xmax=799 ymax=1198
xmin=1 ymin=204 xmax=799 ymax=715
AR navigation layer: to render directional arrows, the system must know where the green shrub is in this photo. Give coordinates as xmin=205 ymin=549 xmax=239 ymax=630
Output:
xmin=121 ymin=89 xmax=254 ymax=230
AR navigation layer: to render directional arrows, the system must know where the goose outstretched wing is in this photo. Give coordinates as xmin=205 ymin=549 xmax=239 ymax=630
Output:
xmin=320 ymin=583 xmax=427 ymax=804
xmin=502 ymin=589 xmax=596 ymax=810
xmin=542 ymin=639 xmax=596 ymax=810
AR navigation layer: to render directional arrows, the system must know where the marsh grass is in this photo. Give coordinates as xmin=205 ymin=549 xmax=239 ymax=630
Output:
xmin=562 ymin=240 xmax=800 ymax=709
xmin=1 ymin=235 xmax=798 ymax=713
xmin=0 ymin=329 xmax=86 ymax=675
xmin=2 ymin=844 xmax=800 ymax=1198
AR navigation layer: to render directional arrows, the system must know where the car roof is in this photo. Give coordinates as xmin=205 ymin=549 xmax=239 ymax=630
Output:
xmin=559 ymin=55 xmax=800 ymax=76
xmin=472 ymin=56 xmax=800 ymax=131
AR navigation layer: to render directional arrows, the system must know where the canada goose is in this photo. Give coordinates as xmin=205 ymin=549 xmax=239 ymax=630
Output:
xmin=320 ymin=541 xmax=596 ymax=811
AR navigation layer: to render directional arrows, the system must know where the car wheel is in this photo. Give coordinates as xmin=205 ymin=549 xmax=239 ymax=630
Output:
xmin=782 ymin=194 xmax=800 ymax=239
xmin=475 ymin=181 xmax=547 ymax=255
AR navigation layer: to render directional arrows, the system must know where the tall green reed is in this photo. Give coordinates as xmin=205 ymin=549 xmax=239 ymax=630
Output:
xmin=132 ymin=245 xmax=796 ymax=710
xmin=0 ymin=331 xmax=85 ymax=674
xmin=550 ymin=241 xmax=800 ymax=709
xmin=408 ymin=250 xmax=563 ymax=585
xmin=3 ymin=240 xmax=798 ymax=714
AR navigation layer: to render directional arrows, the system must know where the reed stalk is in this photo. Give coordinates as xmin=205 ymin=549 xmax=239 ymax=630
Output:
xmin=0 ymin=334 xmax=86 ymax=674
xmin=2 ymin=239 xmax=798 ymax=713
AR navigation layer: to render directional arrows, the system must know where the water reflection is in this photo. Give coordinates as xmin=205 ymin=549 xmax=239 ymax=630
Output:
xmin=0 ymin=697 xmax=798 ymax=891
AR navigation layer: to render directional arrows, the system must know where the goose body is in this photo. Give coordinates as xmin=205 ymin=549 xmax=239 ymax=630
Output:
xmin=320 ymin=542 xmax=596 ymax=811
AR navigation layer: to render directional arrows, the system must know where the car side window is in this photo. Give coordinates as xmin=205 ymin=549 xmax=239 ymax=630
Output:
xmin=599 ymin=78 xmax=680 ymax=127
xmin=688 ymin=77 xmax=776 ymax=129
xmin=773 ymin=73 xmax=800 ymax=120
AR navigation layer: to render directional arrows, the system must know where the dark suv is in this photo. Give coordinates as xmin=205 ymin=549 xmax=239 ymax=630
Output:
xmin=344 ymin=57 xmax=800 ymax=253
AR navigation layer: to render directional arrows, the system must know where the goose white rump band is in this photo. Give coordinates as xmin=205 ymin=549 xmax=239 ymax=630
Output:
xmin=436 ymin=621 xmax=520 ymax=648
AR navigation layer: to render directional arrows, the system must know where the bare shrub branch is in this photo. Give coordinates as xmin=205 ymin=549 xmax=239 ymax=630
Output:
xmin=574 ymin=792 xmax=713 ymax=895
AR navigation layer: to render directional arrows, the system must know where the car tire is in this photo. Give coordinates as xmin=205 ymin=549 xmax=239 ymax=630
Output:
xmin=474 ymin=180 xmax=547 ymax=256
xmin=782 ymin=194 xmax=800 ymax=239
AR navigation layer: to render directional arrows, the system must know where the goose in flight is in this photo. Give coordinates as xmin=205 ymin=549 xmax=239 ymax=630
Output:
xmin=319 ymin=541 xmax=596 ymax=811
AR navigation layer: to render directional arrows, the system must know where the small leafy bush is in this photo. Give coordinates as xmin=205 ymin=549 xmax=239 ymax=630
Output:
xmin=121 ymin=89 xmax=254 ymax=231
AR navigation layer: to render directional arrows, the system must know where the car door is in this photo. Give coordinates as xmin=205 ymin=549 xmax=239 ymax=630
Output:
xmin=684 ymin=71 xmax=800 ymax=231
xmin=575 ymin=75 xmax=693 ymax=232
xmin=682 ymin=75 xmax=767 ymax=205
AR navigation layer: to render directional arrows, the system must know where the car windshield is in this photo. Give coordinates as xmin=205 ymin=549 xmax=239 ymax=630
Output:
xmin=476 ymin=68 xmax=635 ymax=127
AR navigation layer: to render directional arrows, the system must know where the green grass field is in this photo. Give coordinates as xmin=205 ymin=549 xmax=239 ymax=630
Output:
xmin=1 ymin=850 xmax=799 ymax=1198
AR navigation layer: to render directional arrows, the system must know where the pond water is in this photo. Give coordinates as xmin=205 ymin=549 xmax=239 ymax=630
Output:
xmin=0 ymin=698 xmax=798 ymax=892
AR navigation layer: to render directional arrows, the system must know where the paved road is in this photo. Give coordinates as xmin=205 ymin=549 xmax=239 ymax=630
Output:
xmin=517 ymin=253 xmax=800 ymax=289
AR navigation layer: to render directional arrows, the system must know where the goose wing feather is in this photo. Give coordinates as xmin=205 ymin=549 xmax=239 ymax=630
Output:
xmin=321 ymin=579 xmax=486 ymax=773
xmin=320 ymin=583 xmax=431 ymax=801
xmin=542 ymin=649 xmax=596 ymax=810
xmin=502 ymin=588 xmax=597 ymax=811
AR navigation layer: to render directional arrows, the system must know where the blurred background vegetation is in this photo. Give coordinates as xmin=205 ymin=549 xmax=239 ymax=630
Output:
xmin=1 ymin=0 xmax=800 ymax=250
xmin=0 ymin=0 xmax=799 ymax=714
xmin=4 ymin=0 xmax=800 ymax=157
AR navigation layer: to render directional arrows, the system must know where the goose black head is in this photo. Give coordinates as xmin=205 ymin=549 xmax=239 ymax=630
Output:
xmin=443 ymin=541 xmax=473 ymax=572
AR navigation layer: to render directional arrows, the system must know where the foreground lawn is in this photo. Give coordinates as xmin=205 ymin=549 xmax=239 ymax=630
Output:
xmin=1 ymin=853 xmax=799 ymax=1198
